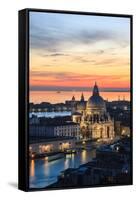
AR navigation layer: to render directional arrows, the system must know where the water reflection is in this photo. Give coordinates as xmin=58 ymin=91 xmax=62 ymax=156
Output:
xmin=30 ymin=160 xmax=35 ymax=177
xmin=29 ymin=149 xmax=96 ymax=188
xmin=64 ymin=158 xmax=69 ymax=169
xmin=44 ymin=160 xmax=50 ymax=176
xmin=81 ymin=150 xmax=87 ymax=163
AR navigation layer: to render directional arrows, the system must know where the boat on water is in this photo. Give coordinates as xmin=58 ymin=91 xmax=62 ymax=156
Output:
xmin=30 ymin=151 xmax=65 ymax=161
xmin=64 ymin=149 xmax=77 ymax=154
xmin=45 ymin=152 xmax=65 ymax=162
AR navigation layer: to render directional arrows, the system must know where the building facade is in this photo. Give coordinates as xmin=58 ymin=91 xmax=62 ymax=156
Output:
xmin=29 ymin=122 xmax=80 ymax=140
xmin=29 ymin=137 xmax=76 ymax=155
xmin=72 ymin=83 xmax=115 ymax=140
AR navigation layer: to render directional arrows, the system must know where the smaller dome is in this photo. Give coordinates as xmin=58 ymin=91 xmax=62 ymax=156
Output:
xmin=72 ymin=95 xmax=75 ymax=101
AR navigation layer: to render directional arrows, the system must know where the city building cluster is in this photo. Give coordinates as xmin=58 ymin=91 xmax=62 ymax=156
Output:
xmin=47 ymin=137 xmax=131 ymax=188
xmin=29 ymin=83 xmax=130 ymax=158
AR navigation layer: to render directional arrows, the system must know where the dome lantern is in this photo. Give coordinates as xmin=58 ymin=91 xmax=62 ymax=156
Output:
xmin=92 ymin=82 xmax=99 ymax=96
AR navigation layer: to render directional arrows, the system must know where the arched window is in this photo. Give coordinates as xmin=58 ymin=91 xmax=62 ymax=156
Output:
xmin=100 ymin=128 xmax=103 ymax=138
xmin=107 ymin=127 xmax=110 ymax=138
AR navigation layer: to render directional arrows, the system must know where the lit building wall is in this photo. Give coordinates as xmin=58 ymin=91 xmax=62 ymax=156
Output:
xmin=29 ymin=138 xmax=76 ymax=154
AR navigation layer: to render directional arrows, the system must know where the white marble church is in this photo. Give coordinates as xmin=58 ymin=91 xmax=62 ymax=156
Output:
xmin=72 ymin=83 xmax=115 ymax=140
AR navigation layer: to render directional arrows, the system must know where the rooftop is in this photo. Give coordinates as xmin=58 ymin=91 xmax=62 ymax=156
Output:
xmin=29 ymin=136 xmax=75 ymax=144
xmin=30 ymin=121 xmax=79 ymax=127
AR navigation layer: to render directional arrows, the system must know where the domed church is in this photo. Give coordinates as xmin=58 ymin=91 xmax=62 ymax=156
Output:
xmin=72 ymin=83 xmax=115 ymax=140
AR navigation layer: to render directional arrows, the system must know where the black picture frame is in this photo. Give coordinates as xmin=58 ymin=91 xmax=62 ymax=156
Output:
xmin=19 ymin=8 xmax=133 ymax=192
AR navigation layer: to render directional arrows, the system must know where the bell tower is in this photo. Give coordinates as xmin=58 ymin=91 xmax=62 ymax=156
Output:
xmin=81 ymin=93 xmax=84 ymax=101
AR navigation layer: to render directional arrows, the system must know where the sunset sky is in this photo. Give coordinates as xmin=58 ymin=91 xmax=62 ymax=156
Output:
xmin=29 ymin=11 xmax=130 ymax=91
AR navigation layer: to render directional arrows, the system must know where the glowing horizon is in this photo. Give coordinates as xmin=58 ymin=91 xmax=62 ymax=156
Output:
xmin=30 ymin=12 xmax=130 ymax=91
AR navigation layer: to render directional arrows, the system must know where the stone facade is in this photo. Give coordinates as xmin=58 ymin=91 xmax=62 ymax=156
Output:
xmin=29 ymin=137 xmax=76 ymax=154
xmin=29 ymin=122 xmax=80 ymax=140
xmin=72 ymin=83 xmax=115 ymax=140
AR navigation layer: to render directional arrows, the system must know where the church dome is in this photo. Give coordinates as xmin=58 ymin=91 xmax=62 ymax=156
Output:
xmin=87 ymin=95 xmax=105 ymax=109
xmin=87 ymin=83 xmax=106 ymax=113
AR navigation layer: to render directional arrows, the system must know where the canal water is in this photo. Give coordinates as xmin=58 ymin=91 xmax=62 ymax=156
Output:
xmin=29 ymin=149 xmax=96 ymax=188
